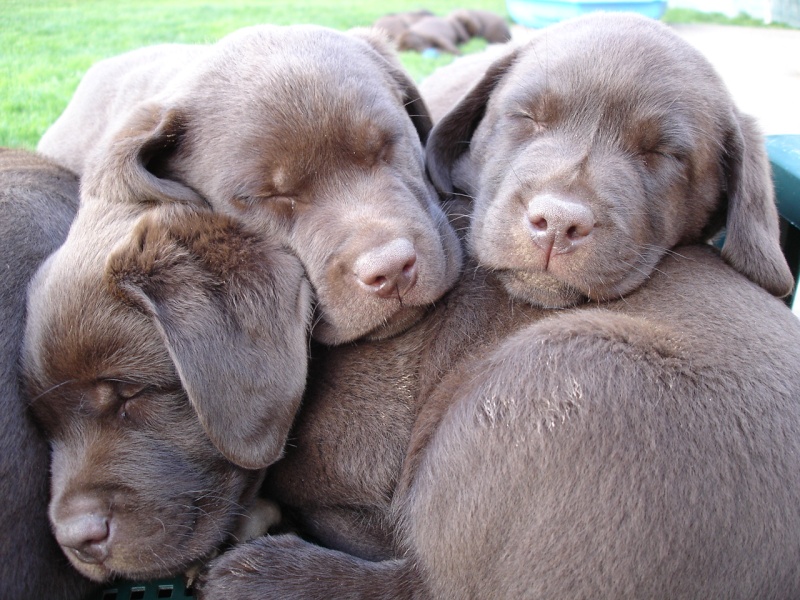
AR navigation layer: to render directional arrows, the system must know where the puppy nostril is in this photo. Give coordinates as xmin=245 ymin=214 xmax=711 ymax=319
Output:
xmin=402 ymin=254 xmax=417 ymax=274
xmin=57 ymin=513 xmax=111 ymax=565
xmin=69 ymin=541 xmax=108 ymax=565
xmin=566 ymin=225 xmax=584 ymax=240
xmin=354 ymin=238 xmax=418 ymax=300
xmin=530 ymin=217 xmax=548 ymax=232
xmin=527 ymin=194 xmax=594 ymax=249
xmin=368 ymin=275 xmax=388 ymax=288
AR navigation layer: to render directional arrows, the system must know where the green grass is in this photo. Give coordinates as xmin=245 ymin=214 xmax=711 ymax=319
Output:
xmin=3 ymin=1 xmax=791 ymax=150
xmin=663 ymin=7 xmax=795 ymax=28
xmin=1 ymin=0 xmax=501 ymax=149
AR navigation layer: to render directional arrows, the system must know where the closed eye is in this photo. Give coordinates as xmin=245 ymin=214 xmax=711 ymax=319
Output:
xmin=235 ymin=194 xmax=298 ymax=206
xmin=512 ymin=111 xmax=545 ymax=125
xmin=232 ymin=194 xmax=299 ymax=218
xmin=110 ymin=380 xmax=150 ymax=400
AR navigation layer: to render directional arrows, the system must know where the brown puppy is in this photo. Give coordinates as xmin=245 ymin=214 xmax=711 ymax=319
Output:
xmin=373 ymin=9 xmax=434 ymax=41
xmin=37 ymin=25 xmax=463 ymax=345
xmin=0 ymin=149 xmax=95 ymax=599
xmin=448 ymin=8 xmax=512 ymax=43
xmin=22 ymin=145 xmax=312 ymax=583
xmin=198 ymin=14 xmax=800 ymax=599
xmin=397 ymin=16 xmax=466 ymax=54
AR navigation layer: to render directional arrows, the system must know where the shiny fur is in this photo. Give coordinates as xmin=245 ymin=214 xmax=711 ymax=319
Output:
xmin=37 ymin=25 xmax=462 ymax=345
xmin=198 ymin=14 xmax=800 ymax=599
xmin=0 ymin=149 xmax=95 ymax=599
xmin=23 ymin=188 xmax=311 ymax=582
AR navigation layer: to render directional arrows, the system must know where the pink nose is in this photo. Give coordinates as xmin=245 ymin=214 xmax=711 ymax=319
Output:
xmin=54 ymin=499 xmax=111 ymax=565
xmin=527 ymin=194 xmax=595 ymax=255
xmin=354 ymin=238 xmax=419 ymax=299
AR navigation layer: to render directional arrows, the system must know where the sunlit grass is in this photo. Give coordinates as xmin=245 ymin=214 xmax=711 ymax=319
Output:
xmin=4 ymin=1 xmax=789 ymax=150
xmin=1 ymin=0 xmax=501 ymax=148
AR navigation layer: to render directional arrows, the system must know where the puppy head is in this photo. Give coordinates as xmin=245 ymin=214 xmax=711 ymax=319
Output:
xmin=81 ymin=25 xmax=462 ymax=345
xmin=449 ymin=9 xmax=482 ymax=37
xmin=22 ymin=204 xmax=311 ymax=582
xmin=427 ymin=13 xmax=793 ymax=307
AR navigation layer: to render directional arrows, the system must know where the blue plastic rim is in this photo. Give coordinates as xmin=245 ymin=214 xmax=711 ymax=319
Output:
xmin=506 ymin=0 xmax=667 ymax=28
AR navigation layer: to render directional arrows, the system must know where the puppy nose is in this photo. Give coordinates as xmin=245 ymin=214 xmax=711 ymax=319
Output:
xmin=527 ymin=194 xmax=595 ymax=254
xmin=55 ymin=505 xmax=111 ymax=565
xmin=354 ymin=238 xmax=418 ymax=299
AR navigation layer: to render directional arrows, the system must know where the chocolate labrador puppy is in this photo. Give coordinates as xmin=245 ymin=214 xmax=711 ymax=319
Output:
xmin=396 ymin=16 xmax=467 ymax=54
xmin=448 ymin=8 xmax=512 ymax=44
xmin=0 ymin=149 xmax=94 ymax=599
xmin=373 ymin=9 xmax=435 ymax=41
xmin=24 ymin=26 xmax=462 ymax=585
xmin=198 ymin=14 xmax=800 ymax=599
xmin=36 ymin=25 xmax=462 ymax=346
xmin=22 ymin=149 xmax=312 ymax=582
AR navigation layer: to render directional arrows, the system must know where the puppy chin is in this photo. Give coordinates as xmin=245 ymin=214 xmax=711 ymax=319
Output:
xmin=498 ymin=270 xmax=586 ymax=309
xmin=63 ymin=555 xmax=111 ymax=583
xmin=311 ymin=304 xmax=428 ymax=345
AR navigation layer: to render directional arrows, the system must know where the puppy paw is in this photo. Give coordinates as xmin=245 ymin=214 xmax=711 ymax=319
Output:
xmin=196 ymin=535 xmax=309 ymax=600
xmin=196 ymin=534 xmax=407 ymax=599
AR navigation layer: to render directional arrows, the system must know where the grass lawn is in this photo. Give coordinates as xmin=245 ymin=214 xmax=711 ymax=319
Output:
xmin=1 ymin=0 xmax=502 ymax=150
xmin=1 ymin=1 xmax=788 ymax=150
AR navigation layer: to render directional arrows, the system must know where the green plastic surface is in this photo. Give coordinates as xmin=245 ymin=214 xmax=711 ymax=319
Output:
xmin=93 ymin=578 xmax=194 ymax=600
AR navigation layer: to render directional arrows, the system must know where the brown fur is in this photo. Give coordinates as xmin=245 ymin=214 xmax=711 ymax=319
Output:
xmin=197 ymin=14 xmax=800 ymax=599
xmin=23 ymin=25 xmax=463 ymax=585
xmin=373 ymin=10 xmax=435 ymax=41
xmin=448 ymin=8 xmax=512 ymax=43
xmin=0 ymin=149 xmax=95 ymax=599
xmin=37 ymin=25 xmax=463 ymax=345
xmin=397 ymin=16 xmax=466 ymax=54
xmin=22 ymin=190 xmax=312 ymax=582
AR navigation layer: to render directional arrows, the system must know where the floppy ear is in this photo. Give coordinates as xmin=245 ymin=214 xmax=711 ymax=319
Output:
xmin=82 ymin=102 xmax=207 ymax=208
xmin=425 ymin=50 xmax=518 ymax=194
xmin=720 ymin=111 xmax=794 ymax=297
xmin=349 ymin=27 xmax=434 ymax=144
xmin=106 ymin=206 xmax=311 ymax=469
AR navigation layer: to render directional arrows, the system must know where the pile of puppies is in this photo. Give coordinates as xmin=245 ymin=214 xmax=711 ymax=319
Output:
xmin=373 ymin=8 xmax=512 ymax=54
xmin=3 ymin=11 xmax=800 ymax=600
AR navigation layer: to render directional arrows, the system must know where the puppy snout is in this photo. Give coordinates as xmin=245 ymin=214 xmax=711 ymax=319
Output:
xmin=527 ymin=194 xmax=595 ymax=256
xmin=55 ymin=500 xmax=111 ymax=565
xmin=354 ymin=238 xmax=419 ymax=299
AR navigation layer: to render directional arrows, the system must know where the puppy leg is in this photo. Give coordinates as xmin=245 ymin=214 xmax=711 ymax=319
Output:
xmin=198 ymin=535 xmax=420 ymax=600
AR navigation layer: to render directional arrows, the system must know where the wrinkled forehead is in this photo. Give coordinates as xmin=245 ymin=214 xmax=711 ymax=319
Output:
xmin=504 ymin=20 xmax=716 ymax=112
xmin=184 ymin=30 xmax=419 ymax=190
xmin=187 ymin=28 xmax=414 ymax=151
xmin=490 ymin=24 xmax=725 ymax=149
xmin=202 ymin=25 xmax=405 ymax=121
xmin=23 ymin=245 xmax=173 ymax=398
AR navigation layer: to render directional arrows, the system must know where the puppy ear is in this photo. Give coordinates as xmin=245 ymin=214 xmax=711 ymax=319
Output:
xmin=349 ymin=27 xmax=434 ymax=144
xmin=106 ymin=207 xmax=311 ymax=469
xmin=720 ymin=111 xmax=794 ymax=297
xmin=82 ymin=102 xmax=207 ymax=208
xmin=425 ymin=50 xmax=518 ymax=194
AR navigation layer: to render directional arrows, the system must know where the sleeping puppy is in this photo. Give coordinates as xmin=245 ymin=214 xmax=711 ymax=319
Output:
xmin=425 ymin=13 xmax=792 ymax=301
xmin=22 ymin=149 xmax=312 ymax=583
xmin=396 ymin=16 xmax=467 ymax=54
xmin=37 ymin=25 xmax=462 ymax=346
xmin=373 ymin=9 xmax=435 ymax=41
xmin=0 ymin=149 xmax=94 ymax=599
xmin=198 ymin=13 xmax=800 ymax=599
xmin=448 ymin=8 xmax=512 ymax=44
